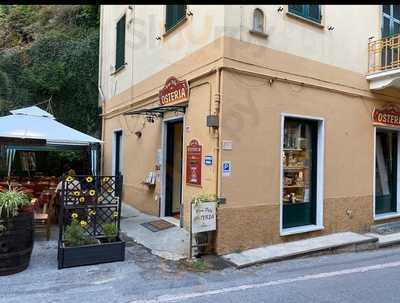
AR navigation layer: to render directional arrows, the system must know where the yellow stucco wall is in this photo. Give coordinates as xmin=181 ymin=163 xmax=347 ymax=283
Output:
xmin=102 ymin=74 xmax=219 ymax=227
xmin=214 ymin=37 xmax=400 ymax=254
xmin=101 ymin=36 xmax=400 ymax=255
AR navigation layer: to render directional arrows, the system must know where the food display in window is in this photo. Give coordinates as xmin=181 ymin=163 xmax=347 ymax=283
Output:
xmin=282 ymin=121 xmax=312 ymax=204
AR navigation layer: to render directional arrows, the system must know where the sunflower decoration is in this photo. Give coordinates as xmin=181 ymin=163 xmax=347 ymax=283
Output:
xmin=86 ymin=176 xmax=93 ymax=183
xmin=102 ymin=176 xmax=110 ymax=182
xmin=97 ymin=196 xmax=104 ymax=204
xmin=112 ymin=211 xmax=119 ymax=219
xmin=71 ymin=213 xmax=78 ymax=219
xmin=73 ymin=191 xmax=81 ymax=197
xmin=88 ymin=209 xmax=96 ymax=216
xmin=66 ymin=176 xmax=74 ymax=182
xmin=79 ymin=197 xmax=85 ymax=204
xmin=80 ymin=220 xmax=88 ymax=228
xmin=89 ymin=189 xmax=96 ymax=196
xmin=107 ymin=188 xmax=113 ymax=193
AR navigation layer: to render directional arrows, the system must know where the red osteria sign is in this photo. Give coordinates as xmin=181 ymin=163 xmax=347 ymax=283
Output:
xmin=373 ymin=104 xmax=400 ymax=127
xmin=159 ymin=76 xmax=189 ymax=106
xmin=186 ymin=139 xmax=202 ymax=186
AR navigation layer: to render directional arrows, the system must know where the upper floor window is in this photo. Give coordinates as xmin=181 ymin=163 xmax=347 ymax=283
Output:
xmin=288 ymin=5 xmax=321 ymax=24
xmin=115 ymin=14 xmax=126 ymax=71
xmin=382 ymin=5 xmax=400 ymax=38
xmin=253 ymin=8 xmax=265 ymax=33
xmin=165 ymin=5 xmax=187 ymax=32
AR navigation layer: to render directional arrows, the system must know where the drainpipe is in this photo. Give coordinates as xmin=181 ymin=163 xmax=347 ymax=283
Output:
xmin=215 ymin=67 xmax=223 ymax=201
xmin=98 ymin=5 xmax=106 ymax=175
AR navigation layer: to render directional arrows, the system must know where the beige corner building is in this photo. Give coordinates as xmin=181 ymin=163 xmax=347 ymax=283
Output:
xmin=99 ymin=5 xmax=400 ymax=254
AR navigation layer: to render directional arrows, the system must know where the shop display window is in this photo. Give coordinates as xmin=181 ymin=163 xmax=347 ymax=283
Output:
xmin=282 ymin=117 xmax=318 ymax=228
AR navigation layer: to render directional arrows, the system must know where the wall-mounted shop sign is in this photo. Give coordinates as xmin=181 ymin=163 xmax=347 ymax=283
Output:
xmin=159 ymin=76 xmax=189 ymax=106
xmin=186 ymin=139 xmax=202 ymax=186
xmin=373 ymin=104 xmax=400 ymax=127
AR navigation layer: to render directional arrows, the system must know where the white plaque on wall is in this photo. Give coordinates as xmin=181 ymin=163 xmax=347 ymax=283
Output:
xmin=222 ymin=140 xmax=233 ymax=150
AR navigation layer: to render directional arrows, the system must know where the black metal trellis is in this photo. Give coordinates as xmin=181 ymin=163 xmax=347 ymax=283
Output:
xmin=57 ymin=175 xmax=124 ymax=268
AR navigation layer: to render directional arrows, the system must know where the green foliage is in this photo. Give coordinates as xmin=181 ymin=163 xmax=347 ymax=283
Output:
xmin=192 ymin=193 xmax=217 ymax=206
xmin=0 ymin=189 xmax=30 ymax=218
xmin=0 ymin=5 xmax=101 ymax=137
xmin=102 ymin=223 xmax=118 ymax=242
xmin=64 ymin=218 xmax=96 ymax=247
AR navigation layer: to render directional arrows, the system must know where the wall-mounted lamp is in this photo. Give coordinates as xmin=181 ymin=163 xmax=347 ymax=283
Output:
xmin=277 ymin=6 xmax=284 ymax=13
xmin=187 ymin=10 xmax=193 ymax=16
xmin=268 ymin=78 xmax=274 ymax=86
xmin=327 ymin=26 xmax=335 ymax=31
xmin=134 ymin=130 xmax=142 ymax=138
xmin=146 ymin=115 xmax=155 ymax=123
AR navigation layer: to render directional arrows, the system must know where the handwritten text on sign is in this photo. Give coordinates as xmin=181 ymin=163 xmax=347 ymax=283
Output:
xmin=191 ymin=202 xmax=217 ymax=233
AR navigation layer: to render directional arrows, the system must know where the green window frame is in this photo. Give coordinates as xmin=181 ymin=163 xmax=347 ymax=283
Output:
xmin=115 ymin=14 xmax=126 ymax=71
xmin=288 ymin=5 xmax=321 ymax=24
xmin=165 ymin=5 xmax=187 ymax=32
xmin=282 ymin=117 xmax=319 ymax=229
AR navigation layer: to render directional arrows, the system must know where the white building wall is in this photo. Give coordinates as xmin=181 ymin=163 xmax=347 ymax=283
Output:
xmin=99 ymin=5 xmax=225 ymax=102
xmin=99 ymin=5 xmax=383 ymax=102
xmin=224 ymin=5 xmax=381 ymax=74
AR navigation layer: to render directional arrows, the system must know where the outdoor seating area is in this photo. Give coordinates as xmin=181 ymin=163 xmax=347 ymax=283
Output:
xmin=0 ymin=176 xmax=59 ymax=239
xmin=0 ymin=105 xmax=127 ymax=276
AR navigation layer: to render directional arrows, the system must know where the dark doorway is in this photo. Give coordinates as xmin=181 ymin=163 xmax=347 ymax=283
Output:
xmin=114 ymin=130 xmax=122 ymax=176
xmin=165 ymin=120 xmax=183 ymax=218
xmin=375 ymin=130 xmax=398 ymax=215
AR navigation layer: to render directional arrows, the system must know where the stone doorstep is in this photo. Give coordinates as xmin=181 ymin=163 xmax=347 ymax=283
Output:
xmin=222 ymin=232 xmax=379 ymax=269
xmin=365 ymin=232 xmax=400 ymax=248
xmin=370 ymin=221 xmax=400 ymax=235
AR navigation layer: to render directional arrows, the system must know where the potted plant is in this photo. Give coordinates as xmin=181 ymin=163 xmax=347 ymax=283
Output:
xmin=58 ymin=212 xmax=125 ymax=269
xmin=58 ymin=175 xmax=125 ymax=269
xmin=102 ymin=223 xmax=118 ymax=243
xmin=191 ymin=193 xmax=217 ymax=257
xmin=0 ymin=189 xmax=34 ymax=276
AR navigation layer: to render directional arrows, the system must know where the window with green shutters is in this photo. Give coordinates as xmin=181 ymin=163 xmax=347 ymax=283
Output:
xmin=115 ymin=14 xmax=126 ymax=71
xmin=165 ymin=5 xmax=187 ymax=32
xmin=288 ymin=5 xmax=321 ymax=24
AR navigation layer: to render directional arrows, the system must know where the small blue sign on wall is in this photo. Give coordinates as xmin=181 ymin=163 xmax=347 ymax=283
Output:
xmin=222 ymin=161 xmax=231 ymax=176
xmin=204 ymin=155 xmax=213 ymax=166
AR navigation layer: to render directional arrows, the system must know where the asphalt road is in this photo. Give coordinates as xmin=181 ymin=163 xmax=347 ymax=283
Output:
xmin=2 ymin=236 xmax=400 ymax=303
xmin=130 ymin=247 xmax=400 ymax=303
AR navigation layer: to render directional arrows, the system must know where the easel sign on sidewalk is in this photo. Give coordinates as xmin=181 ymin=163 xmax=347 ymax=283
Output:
xmin=189 ymin=201 xmax=217 ymax=258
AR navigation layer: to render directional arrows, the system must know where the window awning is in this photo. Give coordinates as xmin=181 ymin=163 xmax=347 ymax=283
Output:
xmin=124 ymin=105 xmax=186 ymax=118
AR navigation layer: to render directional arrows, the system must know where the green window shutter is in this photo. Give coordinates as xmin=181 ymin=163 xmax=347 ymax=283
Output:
xmin=307 ymin=5 xmax=321 ymax=23
xmin=288 ymin=5 xmax=321 ymax=24
xmin=115 ymin=14 xmax=126 ymax=70
xmin=165 ymin=5 xmax=187 ymax=31
xmin=288 ymin=5 xmax=303 ymax=15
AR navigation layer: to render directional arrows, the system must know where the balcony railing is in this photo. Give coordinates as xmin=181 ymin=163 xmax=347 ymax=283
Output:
xmin=368 ymin=33 xmax=400 ymax=74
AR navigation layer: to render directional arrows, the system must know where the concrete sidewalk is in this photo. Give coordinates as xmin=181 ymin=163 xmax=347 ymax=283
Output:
xmin=223 ymin=232 xmax=379 ymax=268
xmin=120 ymin=203 xmax=190 ymax=261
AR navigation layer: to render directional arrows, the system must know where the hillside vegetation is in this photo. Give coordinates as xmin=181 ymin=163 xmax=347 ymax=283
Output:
xmin=0 ymin=5 xmax=100 ymax=137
